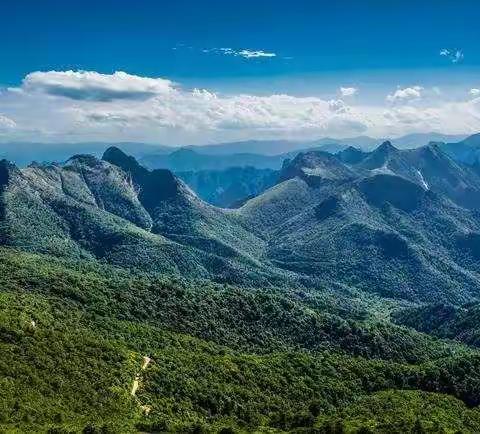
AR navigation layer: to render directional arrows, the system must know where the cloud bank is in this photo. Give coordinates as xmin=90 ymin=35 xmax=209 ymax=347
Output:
xmin=1 ymin=70 xmax=479 ymax=144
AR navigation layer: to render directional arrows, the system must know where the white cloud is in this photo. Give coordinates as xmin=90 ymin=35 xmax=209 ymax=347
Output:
xmin=207 ymin=48 xmax=277 ymax=59
xmin=1 ymin=70 xmax=480 ymax=144
xmin=328 ymin=99 xmax=349 ymax=114
xmin=0 ymin=115 xmax=16 ymax=131
xmin=440 ymin=48 xmax=464 ymax=64
xmin=236 ymin=50 xmax=277 ymax=59
xmin=386 ymin=86 xmax=423 ymax=103
xmin=470 ymin=88 xmax=480 ymax=97
xmin=340 ymin=87 xmax=358 ymax=97
xmin=22 ymin=70 xmax=175 ymax=101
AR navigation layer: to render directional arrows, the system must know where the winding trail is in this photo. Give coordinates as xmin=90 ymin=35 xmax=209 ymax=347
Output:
xmin=130 ymin=355 xmax=152 ymax=397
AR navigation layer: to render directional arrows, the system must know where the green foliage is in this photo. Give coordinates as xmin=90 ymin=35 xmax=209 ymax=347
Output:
xmin=0 ymin=248 xmax=469 ymax=363
xmin=393 ymin=303 xmax=480 ymax=348
xmin=319 ymin=390 xmax=480 ymax=433
xmin=1 ymin=249 xmax=480 ymax=432
xmin=0 ymin=292 xmax=139 ymax=433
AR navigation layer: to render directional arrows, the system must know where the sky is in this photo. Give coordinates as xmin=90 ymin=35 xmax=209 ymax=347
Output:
xmin=0 ymin=0 xmax=479 ymax=145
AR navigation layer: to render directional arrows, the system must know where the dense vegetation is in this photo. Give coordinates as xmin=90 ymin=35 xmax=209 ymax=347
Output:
xmin=393 ymin=302 xmax=480 ymax=348
xmin=3 ymin=140 xmax=480 ymax=432
xmin=1 ymin=248 xmax=480 ymax=432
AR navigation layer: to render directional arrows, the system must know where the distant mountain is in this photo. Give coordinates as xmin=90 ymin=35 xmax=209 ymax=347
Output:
xmin=1 ymin=132 xmax=469 ymax=168
xmin=140 ymin=145 xmax=356 ymax=172
xmin=139 ymin=148 xmax=287 ymax=171
xmin=183 ymin=139 xmax=314 ymax=156
xmin=185 ymin=137 xmax=382 ymax=155
xmin=391 ymin=133 xmax=468 ymax=150
xmin=310 ymin=133 xmax=468 ymax=151
xmin=0 ymin=141 xmax=173 ymax=166
xmin=439 ymin=133 xmax=480 ymax=165
xmin=177 ymin=167 xmax=279 ymax=208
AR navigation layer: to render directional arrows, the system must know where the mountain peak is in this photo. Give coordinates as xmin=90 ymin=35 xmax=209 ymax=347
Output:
xmin=103 ymin=146 xmax=136 ymax=167
xmin=336 ymin=146 xmax=368 ymax=164
xmin=67 ymin=154 xmax=102 ymax=167
xmin=376 ymin=141 xmax=397 ymax=153
xmin=415 ymin=142 xmax=450 ymax=163
xmin=280 ymin=150 xmax=355 ymax=184
xmin=357 ymin=141 xmax=398 ymax=171
xmin=103 ymin=146 xmax=148 ymax=180
xmin=461 ymin=133 xmax=480 ymax=147
xmin=103 ymin=146 xmax=189 ymax=208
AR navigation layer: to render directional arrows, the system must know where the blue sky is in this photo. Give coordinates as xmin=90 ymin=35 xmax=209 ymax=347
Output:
xmin=0 ymin=0 xmax=479 ymax=144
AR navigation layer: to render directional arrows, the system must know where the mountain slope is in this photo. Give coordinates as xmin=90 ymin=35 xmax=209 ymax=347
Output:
xmin=351 ymin=141 xmax=480 ymax=210
xmin=236 ymin=145 xmax=480 ymax=303
xmin=440 ymin=133 xmax=480 ymax=165
xmin=4 ymin=143 xmax=480 ymax=302
xmin=0 ymin=150 xmax=274 ymax=284
xmin=5 ymin=143 xmax=480 ymax=432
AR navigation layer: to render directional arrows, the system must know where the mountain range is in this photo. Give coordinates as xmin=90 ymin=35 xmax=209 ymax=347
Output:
xmin=0 ymin=132 xmax=467 ymax=167
xmin=2 ymin=138 xmax=480 ymax=302
xmin=4 ymin=135 xmax=480 ymax=432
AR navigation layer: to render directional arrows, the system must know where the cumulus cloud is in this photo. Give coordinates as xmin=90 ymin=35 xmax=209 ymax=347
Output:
xmin=1 ymin=70 xmax=372 ymax=142
xmin=1 ymin=70 xmax=480 ymax=144
xmin=440 ymin=48 xmax=464 ymax=64
xmin=71 ymin=92 xmax=367 ymax=135
xmin=340 ymin=87 xmax=358 ymax=97
xmin=22 ymin=70 xmax=175 ymax=102
xmin=470 ymin=88 xmax=480 ymax=97
xmin=328 ymin=99 xmax=350 ymax=114
xmin=386 ymin=86 xmax=423 ymax=103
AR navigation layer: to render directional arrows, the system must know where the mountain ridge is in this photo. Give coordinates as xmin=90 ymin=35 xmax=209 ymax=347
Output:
xmin=2 ymin=143 xmax=480 ymax=303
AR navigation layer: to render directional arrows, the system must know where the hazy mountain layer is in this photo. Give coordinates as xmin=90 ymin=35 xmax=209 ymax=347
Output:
xmin=177 ymin=166 xmax=279 ymax=208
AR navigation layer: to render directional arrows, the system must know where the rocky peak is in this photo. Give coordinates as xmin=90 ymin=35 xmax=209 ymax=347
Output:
xmin=376 ymin=140 xmax=397 ymax=154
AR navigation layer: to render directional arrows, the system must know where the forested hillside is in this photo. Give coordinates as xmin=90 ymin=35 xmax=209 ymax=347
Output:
xmin=3 ymin=140 xmax=480 ymax=432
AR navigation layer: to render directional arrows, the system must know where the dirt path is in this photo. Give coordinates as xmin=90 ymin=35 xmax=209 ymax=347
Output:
xmin=130 ymin=355 xmax=152 ymax=397
xmin=141 ymin=355 xmax=151 ymax=371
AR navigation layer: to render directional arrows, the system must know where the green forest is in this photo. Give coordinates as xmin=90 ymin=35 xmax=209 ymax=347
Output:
xmin=2 ymin=247 xmax=480 ymax=433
